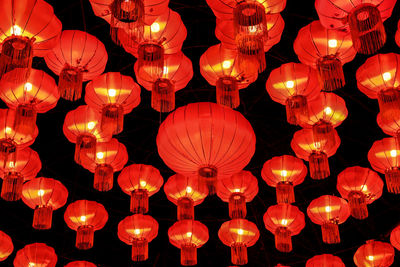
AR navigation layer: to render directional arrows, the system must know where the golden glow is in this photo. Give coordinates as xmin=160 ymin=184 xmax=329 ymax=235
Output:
xmin=281 ymin=170 xmax=288 ymax=177
xmin=186 ymin=186 xmax=193 ymax=194
xmin=8 ymin=161 xmax=14 ymax=168
xmin=140 ymin=180 xmax=147 ymax=187
xmin=29 ymin=263 xmax=36 ymax=267
xmin=80 ymin=215 xmax=87 ymax=222
xmin=325 ymin=206 xmax=332 ymax=213
xmin=96 ymin=152 xmax=104 ymax=160
xmin=285 ymin=80 xmax=294 ymax=89
xmin=222 ymin=60 xmax=232 ymax=69
xmin=382 ymin=72 xmax=392 ymax=81
xmin=281 ymin=219 xmax=288 ymax=226
xmin=233 ymin=188 xmax=241 ymax=193
xmin=108 ymin=89 xmax=117 ymax=97
xmin=324 ymin=107 xmax=333 ymax=115
xmin=151 ymin=22 xmax=160 ymax=33
xmin=38 ymin=189 xmax=45 ymax=197
xmin=328 ymin=39 xmax=338 ymax=48
xmin=11 ymin=25 xmax=22 ymax=36
xmin=390 ymin=149 xmax=397 ymax=157
xmin=186 ymin=232 xmax=192 ymax=238
xmin=87 ymin=121 xmax=96 ymax=130
xmin=237 ymin=229 xmax=244 ymax=235
xmin=134 ymin=229 xmax=141 ymax=235
xmin=362 ymin=185 xmax=368 ymax=192
xmin=5 ymin=127 xmax=12 ymax=134
xmin=368 ymin=255 xmax=374 ymax=261
xmin=163 ymin=66 xmax=169 ymax=74
xmin=24 ymin=83 xmax=33 ymax=92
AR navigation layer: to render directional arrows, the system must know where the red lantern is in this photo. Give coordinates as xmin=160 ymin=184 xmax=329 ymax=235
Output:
xmin=306 ymin=254 xmax=345 ymax=267
xmin=390 ymin=225 xmax=400 ymax=251
xmin=337 ymin=166 xmax=383 ymax=220
xmin=307 ymin=195 xmax=350 ymax=244
xmin=354 ymin=240 xmax=395 ymax=267
xmin=65 ymin=261 xmax=97 ymax=267
xmin=157 ymin=102 xmax=256 ymax=194
xmin=0 ymin=231 xmax=13 ymax=261
xmin=45 ymin=30 xmax=108 ymax=101
xmin=263 ymin=204 xmax=305 ymax=253
xmin=216 ymin=171 xmax=258 ymax=219
xmin=85 ymin=72 xmax=141 ymax=135
xmin=14 ymin=243 xmax=57 ymax=267
xmin=168 ymin=220 xmax=209 ymax=266
xmin=164 ymin=174 xmax=208 ymax=220
xmin=396 ymin=19 xmax=400 ymax=48
xmin=261 ymin=155 xmax=307 ymax=204
xmin=118 ymin=164 xmax=163 ymax=213
xmin=64 ymin=200 xmax=108 ymax=250
xmin=218 ymin=218 xmax=259 ymax=266
xmin=377 ymin=112 xmax=400 ymax=140
xmin=118 ymin=214 xmax=159 ymax=261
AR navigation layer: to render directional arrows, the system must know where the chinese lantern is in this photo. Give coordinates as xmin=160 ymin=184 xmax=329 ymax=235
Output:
xmin=390 ymin=225 xmax=400 ymax=251
xmin=65 ymin=261 xmax=97 ymax=267
xmin=291 ymin=128 xmax=340 ymax=179
xmin=44 ymin=30 xmax=108 ymax=101
xmin=307 ymin=195 xmax=350 ymax=244
xmin=80 ymin=139 xmax=128 ymax=191
xmin=168 ymin=220 xmax=209 ymax=266
xmin=14 ymin=243 xmax=57 ymax=267
xmin=396 ymin=20 xmax=400 ymax=48
xmin=315 ymin=0 xmax=397 ymax=54
xmin=263 ymin=204 xmax=305 ymax=253
xmin=293 ymin=21 xmax=356 ymax=91
xmin=266 ymin=63 xmax=321 ymax=125
xmin=0 ymin=231 xmax=13 ymax=261
xmin=157 ymin=102 xmax=256 ymax=194
xmin=354 ymin=240 xmax=395 ymax=267
xmin=306 ymin=254 xmax=345 ymax=267
xmin=0 ymin=147 xmax=40 ymax=201
xmin=261 ymin=155 xmax=307 ymax=204
xmin=337 ymin=166 xmax=383 ymax=220
xmin=135 ymin=51 xmax=193 ymax=112
xmin=118 ymin=214 xmax=159 ymax=261
xmin=377 ymin=113 xmax=400 ymax=142
xmin=164 ymin=174 xmax=208 ymax=220
xmin=118 ymin=164 xmax=163 ymax=213
xmin=218 ymin=218 xmax=259 ymax=265
xmin=216 ymin=171 xmax=258 ymax=219
xmin=64 ymin=200 xmax=108 ymax=250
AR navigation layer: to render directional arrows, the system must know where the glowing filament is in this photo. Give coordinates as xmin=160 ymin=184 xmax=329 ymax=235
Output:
xmin=163 ymin=66 xmax=169 ymax=75
xmin=108 ymin=89 xmax=117 ymax=97
xmin=382 ymin=72 xmax=392 ymax=81
xmin=24 ymin=83 xmax=33 ymax=92
xmin=87 ymin=121 xmax=96 ymax=130
xmin=186 ymin=232 xmax=192 ymax=238
xmin=324 ymin=107 xmax=333 ymax=115
xmin=140 ymin=180 xmax=147 ymax=187
xmin=237 ymin=229 xmax=244 ymax=235
xmin=328 ymin=39 xmax=338 ymax=48
xmin=11 ymin=25 xmax=22 ymax=36
xmin=233 ymin=188 xmax=241 ymax=193
xmin=222 ymin=60 xmax=232 ymax=69
xmin=38 ymin=189 xmax=45 ymax=197
xmin=151 ymin=22 xmax=160 ymax=33
xmin=134 ymin=229 xmax=141 ymax=235
xmin=80 ymin=215 xmax=87 ymax=222
xmin=96 ymin=152 xmax=104 ymax=159
xmin=186 ymin=186 xmax=193 ymax=194
xmin=8 ymin=161 xmax=14 ymax=168
xmin=281 ymin=170 xmax=288 ymax=177
xmin=281 ymin=219 xmax=288 ymax=226
xmin=5 ymin=127 xmax=12 ymax=134
xmin=368 ymin=255 xmax=374 ymax=261
xmin=285 ymin=80 xmax=294 ymax=89
xmin=325 ymin=206 xmax=332 ymax=213
xmin=390 ymin=150 xmax=397 ymax=157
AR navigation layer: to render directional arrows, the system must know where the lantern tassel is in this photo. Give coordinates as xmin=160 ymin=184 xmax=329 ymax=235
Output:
xmin=229 ymin=192 xmax=247 ymax=219
xmin=76 ymin=225 xmax=94 ymax=250
xmin=94 ymin=164 xmax=114 ymax=192
xmin=198 ymin=166 xmax=218 ymax=195
xmin=14 ymin=104 xmax=37 ymax=137
xmin=316 ymin=55 xmax=345 ymax=91
xmin=216 ymin=76 xmax=240 ymax=108
xmin=321 ymin=222 xmax=340 ymax=244
xmin=75 ymin=134 xmax=97 ymax=165
xmin=348 ymin=191 xmax=368 ymax=220
xmin=131 ymin=189 xmax=149 ymax=214
xmin=132 ymin=239 xmax=148 ymax=261
xmin=33 ymin=205 xmax=53 ymax=230
xmin=275 ymin=227 xmax=292 ymax=253
xmin=152 ymin=78 xmax=175 ymax=113
xmin=285 ymin=95 xmax=308 ymax=125
xmin=231 ymin=243 xmax=248 ymax=265
xmin=308 ymin=151 xmax=330 ymax=179
xmin=377 ymin=89 xmax=400 ymax=124
xmin=181 ymin=244 xmax=197 ymax=266
xmin=385 ymin=168 xmax=400 ymax=194
xmin=177 ymin=197 xmax=194 ymax=220
xmin=101 ymin=104 xmax=124 ymax=135
xmin=58 ymin=65 xmax=83 ymax=101
xmin=276 ymin=182 xmax=295 ymax=204
xmin=1 ymin=172 xmax=23 ymax=201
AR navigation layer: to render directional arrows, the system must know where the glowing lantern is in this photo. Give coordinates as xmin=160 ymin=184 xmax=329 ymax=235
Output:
xmin=306 ymin=254 xmax=345 ymax=267
xmin=261 ymin=155 xmax=307 ymax=204
xmin=216 ymin=171 xmax=258 ymax=219
xmin=0 ymin=231 xmax=13 ymax=261
xmin=377 ymin=112 xmax=400 ymax=141
xmin=390 ymin=225 xmax=400 ymax=251
xmin=118 ymin=214 xmax=159 ymax=261
xmin=164 ymin=174 xmax=208 ymax=220
xmin=396 ymin=20 xmax=400 ymax=48
xmin=168 ymin=220 xmax=209 ymax=266
xmin=118 ymin=164 xmax=163 ymax=213
xmin=307 ymin=195 xmax=350 ymax=244
xmin=45 ymin=30 xmax=108 ymax=101
xmin=13 ymin=243 xmax=57 ymax=267
xmin=64 ymin=200 xmax=108 ymax=250
xmin=65 ymin=261 xmax=97 ymax=267
xmin=354 ymin=240 xmax=394 ymax=267
xmin=218 ymin=218 xmax=259 ymax=265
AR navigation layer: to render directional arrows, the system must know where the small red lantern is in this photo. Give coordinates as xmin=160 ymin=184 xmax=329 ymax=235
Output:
xmin=14 ymin=243 xmax=57 ymax=267
xmin=390 ymin=225 xmax=400 ymax=251
xmin=354 ymin=240 xmax=395 ymax=267
xmin=64 ymin=200 xmax=108 ymax=250
xmin=0 ymin=231 xmax=13 ymax=261
xmin=377 ymin=112 xmax=400 ymax=140
xmin=306 ymin=254 xmax=345 ymax=267
xmin=396 ymin=19 xmax=400 ymax=48
xmin=65 ymin=261 xmax=97 ymax=267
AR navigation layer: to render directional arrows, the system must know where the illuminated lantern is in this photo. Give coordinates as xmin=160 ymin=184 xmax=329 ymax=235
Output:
xmin=0 ymin=0 xmax=61 ymax=82
xmin=63 ymin=105 xmax=112 ymax=165
xmin=0 ymin=147 xmax=40 ymax=201
xmin=216 ymin=171 xmax=258 ymax=219
xmin=45 ymin=30 xmax=108 ymax=101
xmin=291 ymin=128 xmax=340 ymax=179
xmin=266 ymin=63 xmax=320 ymax=125
xmin=307 ymin=195 xmax=350 ymax=244
xmin=13 ymin=243 xmax=57 ymax=267
xmin=354 ymin=240 xmax=394 ymax=267
xmin=64 ymin=200 xmax=108 ymax=250
xmin=200 ymin=44 xmax=258 ymax=108
xmin=0 ymin=231 xmax=13 ymax=261
xmin=80 ymin=139 xmax=128 ymax=191
xmin=261 ymin=155 xmax=307 ymax=204
xmin=168 ymin=220 xmax=209 ymax=266
xmin=135 ymin=51 xmax=193 ymax=112
xmin=118 ymin=164 xmax=163 ymax=213
xmin=263 ymin=204 xmax=305 ymax=253
xmin=157 ymin=102 xmax=256 ymax=194
xmin=65 ymin=261 xmax=97 ymax=267
xmin=377 ymin=112 xmax=400 ymax=141
xmin=218 ymin=218 xmax=259 ymax=265
xmin=164 ymin=174 xmax=208 ymax=220
xmin=390 ymin=225 xmax=400 ymax=251
xmin=306 ymin=254 xmax=345 ymax=267
xmin=118 ymin=214 xmax=158 ymax=261
xmin=293 ymin=21 xmax=356 ymax=91
xmin=337 ymin=166 xmax=383 ymax=220
xmin=315 ymin=0 xmax=397 ymax=54
xmin=396 ymin=19 xmax=400 ymax=48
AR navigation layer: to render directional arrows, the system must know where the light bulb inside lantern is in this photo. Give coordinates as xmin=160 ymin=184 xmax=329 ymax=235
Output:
xmin=163 ymin=66 xmax=169 ymax=75
xmin=10 ymin=25 xmax=22 ymax=36
xmin=186 ymin=232 xmax=192 ymax=238
xmin=80 ymin=215 xmax=87 ymax=222
xmin=28 ymin=263 xmax=36 ymax=267
xmin=96 ymin=152 xmax=104 ymax=160
xmin=390 ymin=150 xmax=397 ymax=157
xmin=140 ymin=180 xmax=147 ymax=187
xmin=87 ymin=121 xmax=96 ymax=130
xmin=368 ymin=255 xmax=374 ymax=261
xmin=382 ymin=72 xmax=392 ymax=81
xmin=5 ymin=127 xmax=12 ymax=134
xmin=324 ymin=107 xmax=333 ymax=115
xmin=325 ymin=206 xmax=332 ymax=213
xmin=186 ymin=186 xmax=193 ymax=194
xmin=233 ymin=188 xmax=241 ymax=193
xmin=285 ymin=80 xmax=294 ymax=89
xmin=24 ymin=83 xmax=33 ymax=92
xmin=237 ymin=229 xmax=244 ymax=235
xmin=151 ymin=22 xmax=160 ymax=33
xmin=38 ymin=189 xmax=45 ymax=197
xmin=8 ymin=161 xmax=14 ymax=168
xmin=361 ymin=185 xmax=368 ymax=192
xmin=281 ymin=170 xmax=288 ymax=177
xmin=281 ymin=219 xmax=288 ymax=226
xmin=134 ymin=229 xmax=141 ymax=235
xmin=328 ymin=39 xmax=338 ymax=48
xmin=222 ymin=60 xmax=232 ymax=69
xmin=108 ymin=89 xmax=117 ymax=97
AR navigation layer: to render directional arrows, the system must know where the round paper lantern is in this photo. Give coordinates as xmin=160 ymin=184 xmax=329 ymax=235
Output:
xmin=307 ymin=195 xmax=350 ymax=244
xmin=377 ymin=112 xmax=400 ymax=140
xmin=14 ymin=243 xmax=57 ymax=267
xmin=64 ymin=200 xmax=108 ymax=250
xmin=390 ymin=224 xmax=400 ymax=251
xmin=118 ymin=214 xmax=159 ymax=261
xmin=65 ymin=261 xmax=96 ymax=267
xmin=118 ymin=164 xmax=163 ymax=213
xmin=44 ymin=30 xmax=108 ymax=101
xmin=0 ymin=231 xmax=13 ymax=261
xmin=85 ymin=72 xmax=141 ymax=134
xmin=354 ymin=240 xmax=395 ymax=267
xmin=337 ymin=166 xmax=383 ymax=220
xmin=157 ymin=102 xmax=256 ymax=194
xmin=218 ymin=218 xmax=259 ymax=265
xmin=293 ymin=20 xmax=356 ymax=91
xmin=168 ymin=220 xmax=209 ymax=266
xmin=306 ymin=254 xmax=345 ymax=267
xmin=164 ymin=174 xmax=208 ymax=220
xmin=263 ymin=204 xmax=305 ymax=253
xmin=396 ymin=19 xmax=400 ymax=48
xmin=216 ymin=171 xmax=258 ymax=219
xmin=261 ymin=155 xmax=307 ymax=204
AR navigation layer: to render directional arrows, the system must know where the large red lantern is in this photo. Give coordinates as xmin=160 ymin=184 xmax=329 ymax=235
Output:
xmin=118 ymin=164 xmax=163 ymax=213
xmin=261 ymin=155 xmax=307 ymax=204
xmin=306 ymin=254 xmax=345 ymax=267
xmin=390 ymin=225 xmax=400 ymax=251
xmin=307 ymin=195 xmax=350 ymax=244
xmin=118 ymin=214 xmax=159 ymax=261
xmin=164 ymin=174 xmax=208 ymax=220
xmin=354 ymin=240 xmax=395 ymax=267
xmin=45 ymin=30 xmax=108 ymax=101
xmin=14 ymin=243 xmax=57 ymax=267
xmin=64 ymin=200 xmax=108 ymax=250
xmin=0 ymin=231 xmax=13 ymax=261
xmin=263 ymin=204 xmax=305 ymax=253
xmin=65 ymin=261 xmax=97 ymax=267
xmin=168 ymin=220 xmax=209 ymax=266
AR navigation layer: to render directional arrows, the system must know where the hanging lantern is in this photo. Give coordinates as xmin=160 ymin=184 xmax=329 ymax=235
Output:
xmin=118 ymin=164 xmax=163 ymax=214
xmin=0 ymin=231 xmax=13 ymax=261
xmin=65 ymin=261 xmax=97 ymax=267
xmin=377 ymin=112 xmax=400 ymax=142
xmin=396 ymin=19 xmax=400 ymax=48
xmin=64 ymin=200 xmax=108 ymax=250
xmin=354 ymin=240 xmax=395 ymax=267
xmin=306 ymin=254 xmax=345 ymax=267
xmin=13 ymin=243 xmax=57 ymax=267
xmin=390 ymin=225 xmax=400 ymax=251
